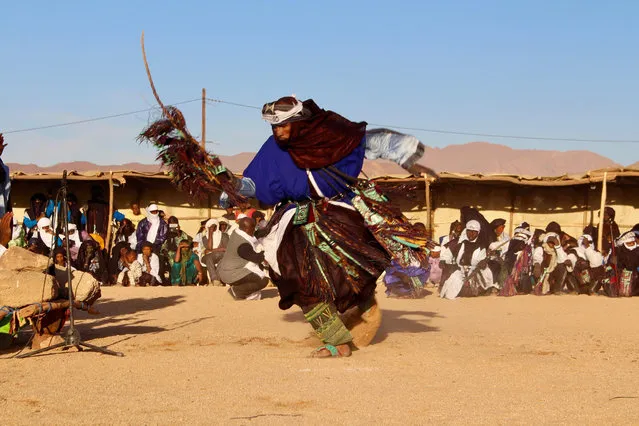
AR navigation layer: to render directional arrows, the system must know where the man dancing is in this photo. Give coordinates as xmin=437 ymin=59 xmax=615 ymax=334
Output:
xmin=140 ymin=95 xmax=432 ymax=358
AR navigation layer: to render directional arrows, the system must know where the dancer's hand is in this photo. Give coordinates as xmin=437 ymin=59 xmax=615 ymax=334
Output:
xmin=0 ymin=212 xmax=13 ymax=247
xmin=0 ymin=134 xmax=6 ymax=157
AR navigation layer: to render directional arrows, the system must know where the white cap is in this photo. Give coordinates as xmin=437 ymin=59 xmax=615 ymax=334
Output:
xmin=466 ymin=220 xmax=481 ymax=232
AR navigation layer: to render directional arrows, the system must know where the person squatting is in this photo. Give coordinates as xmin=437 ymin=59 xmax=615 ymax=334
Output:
xmin=430 ymin=206 xmax=636 ymax=299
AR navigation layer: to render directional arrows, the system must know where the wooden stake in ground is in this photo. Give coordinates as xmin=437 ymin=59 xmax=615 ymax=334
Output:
xmin=597 ymin=171 xmax=608 ymax=250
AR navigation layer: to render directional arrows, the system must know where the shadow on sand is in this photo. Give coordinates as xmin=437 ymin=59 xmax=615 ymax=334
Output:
xmin=372 ymin=309 xmax=440 ymax=344
xmin=260 ymin=287 xmax=280 ymax=300
xmin=0 ymin=295 xmax=189 ymax=358
xmin=92 ymin=295 xmax=186 ymax=317
xmin=281 ymin=304 xmax=440 ymax=344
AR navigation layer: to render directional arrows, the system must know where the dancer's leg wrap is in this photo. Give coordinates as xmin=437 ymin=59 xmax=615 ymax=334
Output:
xmin=303 ymin=302 xmax=352 ymax=346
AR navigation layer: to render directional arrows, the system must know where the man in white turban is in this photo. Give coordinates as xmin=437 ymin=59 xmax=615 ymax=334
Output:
xmin=26 ymin=217 xmax=59 ymax=256
xmin=439 ymin=220 xmax=496 ymax=299
xmin=135 ymin=203 xmax=168 ymax=253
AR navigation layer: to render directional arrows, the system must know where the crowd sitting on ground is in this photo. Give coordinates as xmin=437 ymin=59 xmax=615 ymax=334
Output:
xmin=3 ymin=185 xmax=270 ymax=300
xmin=7 ymin=183 xmax=637 ymax=302
xmin=423 ymin=205 xmax=637 ymax=299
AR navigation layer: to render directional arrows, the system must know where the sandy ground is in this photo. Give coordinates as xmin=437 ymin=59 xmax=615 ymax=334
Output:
xmin=2 ymin=285 xmax=639 ymax=425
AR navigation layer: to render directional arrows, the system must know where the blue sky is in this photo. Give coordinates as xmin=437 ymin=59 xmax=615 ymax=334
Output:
xmin=1 ymin=1 xmax=637 ymax=166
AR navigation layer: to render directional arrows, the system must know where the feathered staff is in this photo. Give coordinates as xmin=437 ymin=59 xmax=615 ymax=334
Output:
xmin=137 ymin=32 xmax=246 ymax=205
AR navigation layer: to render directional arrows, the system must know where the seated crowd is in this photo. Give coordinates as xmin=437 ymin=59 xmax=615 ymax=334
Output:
xmin=431 ymin=206 xmax=635 ymax=299
xmin=8 ymin=186 xmax=270 ymax=300
xmin=11 ymin=186 xmax=635 ymax=302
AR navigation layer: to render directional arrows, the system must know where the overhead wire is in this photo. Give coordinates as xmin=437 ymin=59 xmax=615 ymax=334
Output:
xmin=2 ymin=98 xmax=200 ymax=135
xmin=205 ymin=97 xmax=638 ymax=144
xmin=2 ymin=96 xmax=637 ymax=144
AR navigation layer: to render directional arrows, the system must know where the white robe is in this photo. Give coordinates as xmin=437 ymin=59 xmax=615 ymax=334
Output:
xmin=440 ymin=242 xmax=495 ymax=299
xmin=575 ymin=246 xmax=604 ymax=268
xmin=137 ymin=253 xmax=161 ymax=283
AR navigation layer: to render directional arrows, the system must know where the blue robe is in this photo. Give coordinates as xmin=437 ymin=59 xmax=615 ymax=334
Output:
xmin=243 ymin=136 xmax=365 ymax=206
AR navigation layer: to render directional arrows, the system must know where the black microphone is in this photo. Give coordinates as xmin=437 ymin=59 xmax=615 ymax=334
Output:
xmin=62 ymin=170 xmax=68 ymax=187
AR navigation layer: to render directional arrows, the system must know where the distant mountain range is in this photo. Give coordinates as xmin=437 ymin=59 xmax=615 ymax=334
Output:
xmin=6 ymin=142 xmax=623 ymax=177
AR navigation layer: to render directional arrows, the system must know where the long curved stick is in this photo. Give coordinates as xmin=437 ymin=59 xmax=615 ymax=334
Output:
xmin=141 ymin=31 xmax=189 ymax=135
xmin=141 ymin=32 xmax=169 ymax=117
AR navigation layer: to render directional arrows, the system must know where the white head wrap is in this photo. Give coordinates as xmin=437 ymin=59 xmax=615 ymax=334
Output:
xmin=205 ymin=219 xmax=223 ymax=248
xmin=66 ymin=223 xmax=82 ymax=248
xmin=578 ymin=234 xmax=593 ymax=249
xmin=262 ymin=97 xmax=304 ymax=125
xmin=37 ymin=217 xmax=54 ymax=248
xmin=513 ymin=227 xmax=533 ymax=242
xmin=37 ymin=217 xmax=51 ymax=232
xmin=431 ymin=246 xmax=441 ymax=253
xmin=145 ymin=204 xmax=160 ymax=243
xmin=236 ymin=213 xmax=248 ymax=220
xmin=619 ymin=231 xmax=637 ymax=249
xmin=465 ymin=220 xmax=481 ymax=232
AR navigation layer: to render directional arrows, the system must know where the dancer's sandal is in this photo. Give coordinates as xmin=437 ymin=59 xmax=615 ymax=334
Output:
xmin=310 ymin=344 xmax=351 ymax=358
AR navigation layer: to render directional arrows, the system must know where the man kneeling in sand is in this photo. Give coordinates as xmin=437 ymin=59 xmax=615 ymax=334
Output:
xmin=217 ymin=217 xmax=268 ymax=300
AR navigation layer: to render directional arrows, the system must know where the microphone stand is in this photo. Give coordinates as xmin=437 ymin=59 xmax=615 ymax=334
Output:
xmin=18 ymin=170 xmax=123 ymax=358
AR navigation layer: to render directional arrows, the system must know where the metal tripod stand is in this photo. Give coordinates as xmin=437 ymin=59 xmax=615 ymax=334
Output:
xmin=17 ymin=171 xmax=123 ymax=358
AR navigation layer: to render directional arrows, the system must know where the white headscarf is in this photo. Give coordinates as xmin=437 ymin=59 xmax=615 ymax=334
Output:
xmin=205 ymin=219 xmax=222 ymax=248
xmin=261 ymin=97 xmax=304 ymax=125
xmin=513 ymin=227 xmax=532 ymax=242
xmin=578 ymin=234 xmax=593 ymax=249
xmin=67 ymin=223 xmax=82 ymax=248
xmin=466 ymin=220 xmax=481 ymax=232
xmin=37 ymin=217 xmax=55 ymax=249
xmin=458 ymin=220 xmax=481 ymax=243
xmin=145 ymin=203 xmax=160 ymax=244
xmin=619 ymin=231 xmax=637 ymax=250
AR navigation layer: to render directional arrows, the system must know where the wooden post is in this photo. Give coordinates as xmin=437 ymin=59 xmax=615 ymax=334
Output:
xmin=201 ymin=88 xmax=206 ymax=150
xmin=582 ymin=185 xmax=589 ymax=231
xmin=509 ymin=188 xmax=515 ymax=236
xmin=424 ymin=174 xmax=432 ymax=236
xmin=597 ymin=172 xmax=607 ymax=250
xmin=105 ymin=171 xmax=115 ymax=252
